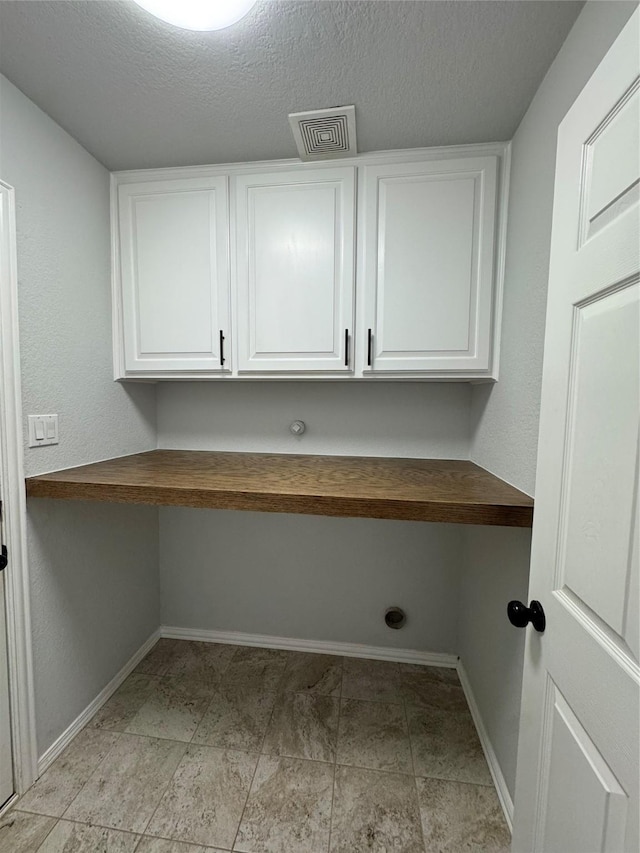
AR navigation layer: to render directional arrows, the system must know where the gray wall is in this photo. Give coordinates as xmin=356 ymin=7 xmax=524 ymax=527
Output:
xmin=0 ymin=75 xmax=159 ymax=756
xmin=158 ymin=381 xmax=471 ymax=460
xmin=460 ymin=527 xmax=531 ymax=799
xmin=157 ymin=381 xmax=470 ymax=651
xmin=469 ymin=0 xmax=638 ymax=496
xmin=462 ymin=0 xmax=638 ymax=802
xmin=26 ymin=501 xmax=158 ymax=754
xmin=160 ymin=508 xmax=463 ymax=653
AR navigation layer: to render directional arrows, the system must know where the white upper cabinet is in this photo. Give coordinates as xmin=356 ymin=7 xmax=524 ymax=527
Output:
xmin=361 ymin=156 xmax=498 ymax=375
xmin=116 ymin=176 xmax=231 ymax=375
xmin=235 ymin=167 xmax=355 ymax=373
xmin=112 ymin=146 xmax=506 ymax=380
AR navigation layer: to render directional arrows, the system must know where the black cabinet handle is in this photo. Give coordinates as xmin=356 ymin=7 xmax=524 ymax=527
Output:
xmin=345 ymin=329 xmax=349 ymax=367
xmin=219 ymin=330 xmax=225 ymax=366
xmin=367 ymin=328 xmax=373 ymax=367
xmin=507 ymin=600 xmax=546 ymax=633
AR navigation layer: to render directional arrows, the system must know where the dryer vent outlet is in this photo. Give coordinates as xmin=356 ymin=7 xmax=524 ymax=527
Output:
xmin=385 ymin=607 xmax=407 ymax=630
xmin=288 ymin=105 xmax=357 ymax=161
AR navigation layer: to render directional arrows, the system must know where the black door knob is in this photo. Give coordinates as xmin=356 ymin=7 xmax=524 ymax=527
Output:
xmin=507 ymin=600 xmax=546 ymax=632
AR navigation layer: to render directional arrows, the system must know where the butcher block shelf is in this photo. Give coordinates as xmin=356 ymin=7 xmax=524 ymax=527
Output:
xmin=25 ymin=450 xmax=534 ymax=528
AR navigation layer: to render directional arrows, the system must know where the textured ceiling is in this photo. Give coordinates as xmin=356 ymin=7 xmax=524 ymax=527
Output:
xmin=0 ymin=0 xmax=584 ymax=171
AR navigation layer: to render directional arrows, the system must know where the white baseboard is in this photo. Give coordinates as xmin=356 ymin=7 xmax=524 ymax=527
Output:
xmin=37 ymin=629 xmax=161 ymax=776
xmin=161 ymin=625 xmax=459 ymax=669
xmin=0 ymin=793 xmax=18 ymax=820
xmin=457 ymin=661 xmax=514 ymax=831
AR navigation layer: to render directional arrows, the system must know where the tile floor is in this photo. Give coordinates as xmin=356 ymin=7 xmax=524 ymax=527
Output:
xmin=1 ymin=639 xmax=511 ymax=852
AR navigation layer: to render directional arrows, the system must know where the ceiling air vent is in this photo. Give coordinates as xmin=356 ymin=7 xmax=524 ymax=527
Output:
xmin=288 ymin=105 xmax=357 ymax=161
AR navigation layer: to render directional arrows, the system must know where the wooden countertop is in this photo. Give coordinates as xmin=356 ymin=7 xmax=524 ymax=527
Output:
xmin=25 ymin=450 xmax=533 ymax=527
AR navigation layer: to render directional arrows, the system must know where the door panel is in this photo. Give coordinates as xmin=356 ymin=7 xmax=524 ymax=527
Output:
xmin=541 ymin=683 xmax=627 ymax=853
xmin=559 ymin=283 xmax=639 ymax=642
xmin=581 ymin=81 xmax=639 ymax=244
xmin=378 ymin=175 xmax=475 ymax=352
xmin=235 ymin=167 xmax=355 ymax=373
xmin=252 ymin=184 xmax=338 ymax=354
xmin=626 ymin=498 xmax=639 ymax=662
xmin=118 ymin=176 xmax=231 ymax=373
xmin=135 ymin=191 xmax=215 ymax=354
xmin=540 ymin=594 xmax=640 ymax=853
xmin=513 ymin=10 xmax=639 ymax=852
xmin=362 ymin=157 xmax=497 ymax=373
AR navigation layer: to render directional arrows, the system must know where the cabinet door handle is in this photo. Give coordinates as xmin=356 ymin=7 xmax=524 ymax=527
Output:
xmin=219 ymin=330 xmax=225 ymax=367
xmin=345 ymin=329 xmax=350 ymax=367
xmin=367 ymin=328 xmax=373 ymax=367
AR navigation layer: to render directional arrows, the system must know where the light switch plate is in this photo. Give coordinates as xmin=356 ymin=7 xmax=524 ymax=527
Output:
xmin=28 ymin=414 xmax=59 ymax=447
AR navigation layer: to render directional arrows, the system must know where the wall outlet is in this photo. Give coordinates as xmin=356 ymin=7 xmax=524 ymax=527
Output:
xmin=28 ymin=414 xmax=59 ymax=447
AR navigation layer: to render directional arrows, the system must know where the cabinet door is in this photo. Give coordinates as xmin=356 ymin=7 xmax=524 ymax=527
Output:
xmin=362 ymin=157 xmax=497 ymax=374
xmin=117 ymin=176 xmax=230 ymax=374
xmin=235 ymin=167 xmax=355 ymax=373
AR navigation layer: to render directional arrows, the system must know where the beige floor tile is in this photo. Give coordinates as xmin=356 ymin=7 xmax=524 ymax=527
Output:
xmin=64 ymin=733 xmax=185 ymax=834
xmin=137 ymin=838 xmax=226 ymax=852
xmin=397 ymin=663 xmax=460 ymax=686
xmin=230 ymin=647 xmax=291 ymax=665
xmin=341 ymin=658 xmax=402 ymax=703
xmin=11 ymin=649 xmax=511 ymax=853
xmin=234 ymin=755 xmax=333 ymax=853
xmin=400 ymin=671 xmax=468 ymax=711
xmin=136 ymin=640 xmax=185 ymax=676
xmin=222 ymin=653 xmax=288 ymax=693
xmin=192 ymin=686 xmax=277 ymax=752
xmin=147 ymin=745 xmax=257 ymax=849
xmin=329 ymin=766 xmax=424 ymax=853
xmin=417 ymin=777 xmax=511 ymax=853
xmin=125 ymin=679 xmax=210 ymax=742
xmin=88 ymin=674 xmax=162 ymax=732
xmin=263 ymin=692 xmax=339 ymax=763
xmin=17 ymin=729 xmax=118 ymax=817
xmin=37 ymin=820 xmax=140 ymax=852
xmin=0 ymin=810 xmax=56 ymax=853
xmin=160 ymin=674 xmax=219 ymax=702
xmin=337 ymin=698 xmax=412 ymax=774
xmin=407 ymin=704 xmax=492 ymax=785
xmin=161 ymin=642 xmax=237 ymax=694
xmin=278 ymin=653 xmax=342 ymax=697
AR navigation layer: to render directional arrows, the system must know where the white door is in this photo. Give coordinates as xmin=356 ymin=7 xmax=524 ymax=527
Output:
xmin=512 ymin=11 xmax=639 ymax=852
xmin=235 ymin=167 xmax=355 ymax=373
xmin=117 ymin=176 xmax=231 ymax=375
xmin=361 ymin=156 xmax=497 ymax=375
xmin=0 ymin=183 xmax=15 ymax=808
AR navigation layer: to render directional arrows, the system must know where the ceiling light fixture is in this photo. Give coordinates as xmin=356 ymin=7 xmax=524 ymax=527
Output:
xmin=132 ymin=0 xmax=258 ymax=31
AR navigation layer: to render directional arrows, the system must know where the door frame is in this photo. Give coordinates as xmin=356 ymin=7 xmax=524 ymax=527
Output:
xmin=0 ymin=179 xmax=38 ymax=807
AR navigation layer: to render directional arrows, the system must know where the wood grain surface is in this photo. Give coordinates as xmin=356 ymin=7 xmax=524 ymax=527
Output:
xmin=25 ymin=450 xmax=534 ymax=527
